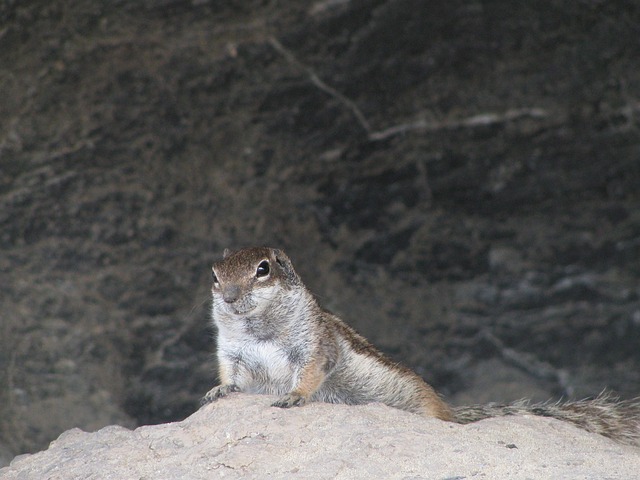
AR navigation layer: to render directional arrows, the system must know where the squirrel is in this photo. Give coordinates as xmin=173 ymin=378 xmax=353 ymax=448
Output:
xmin=201 ymin=247 xmax=640 ymax=447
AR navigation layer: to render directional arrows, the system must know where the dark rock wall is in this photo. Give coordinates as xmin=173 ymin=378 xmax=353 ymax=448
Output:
xmin=1 ymin=0 xmax=639 ymax=459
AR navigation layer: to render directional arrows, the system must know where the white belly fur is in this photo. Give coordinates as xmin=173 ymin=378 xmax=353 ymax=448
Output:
xmin=222 ymin=340 xmax=296 ymax=395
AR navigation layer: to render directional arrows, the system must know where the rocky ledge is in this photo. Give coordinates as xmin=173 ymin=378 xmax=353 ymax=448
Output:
xmin=2 ymin=394 xmax=638 ymax=479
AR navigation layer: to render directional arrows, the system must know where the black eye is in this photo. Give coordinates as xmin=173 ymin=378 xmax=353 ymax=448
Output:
xmin=212 ymin=270 xmax=219 ymax=285
xmin=256 ymin=260 xmax=270 ymax=278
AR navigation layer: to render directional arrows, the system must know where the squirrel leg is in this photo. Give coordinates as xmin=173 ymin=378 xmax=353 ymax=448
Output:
xmin=272 ymin=359 xmax=326 ymax=409
xmin=201 ymin=359 xmax=239 ymax=405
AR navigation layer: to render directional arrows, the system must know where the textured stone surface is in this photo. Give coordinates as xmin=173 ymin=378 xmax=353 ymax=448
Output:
xmin=2 ymin=395 xmax=639 ymax=479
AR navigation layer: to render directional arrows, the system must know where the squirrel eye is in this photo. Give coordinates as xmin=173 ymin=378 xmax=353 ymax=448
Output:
xmin=256 ymin=260 xmax=270 ymax=278
xmin=211 ymin=270 xmax=219 ymax=285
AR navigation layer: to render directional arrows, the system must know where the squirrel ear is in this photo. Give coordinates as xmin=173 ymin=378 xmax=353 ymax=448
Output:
xmin=273 ymin=248 xmax=286 ymax=264
xmin=223 ymin=248 xmax=231 ymax=259
xmin=273 ymin=249 xmax=299 ymax=283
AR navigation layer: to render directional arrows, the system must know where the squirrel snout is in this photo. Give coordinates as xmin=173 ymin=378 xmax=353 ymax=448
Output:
xmin=222 ymin=285 xmax=241 ymax=303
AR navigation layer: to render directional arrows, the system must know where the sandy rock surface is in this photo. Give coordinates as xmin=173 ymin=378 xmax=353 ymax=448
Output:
xmin=2 ymin=394 xmax=638 ymax=480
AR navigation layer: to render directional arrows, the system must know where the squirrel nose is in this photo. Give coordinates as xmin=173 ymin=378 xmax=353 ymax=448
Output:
xmin=222 ymin=285 xmax=241 ymax=303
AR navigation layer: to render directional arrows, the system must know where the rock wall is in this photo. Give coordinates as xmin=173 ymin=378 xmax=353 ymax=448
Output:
xmin=1 ymin=0 xmax=639 ymax=460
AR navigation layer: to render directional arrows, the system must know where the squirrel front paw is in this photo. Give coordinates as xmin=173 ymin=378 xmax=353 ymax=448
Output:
xmin=272 ymin=392 xmax=307 ymax=408
xmin=200 ymin=384 xmax=240 ymax=406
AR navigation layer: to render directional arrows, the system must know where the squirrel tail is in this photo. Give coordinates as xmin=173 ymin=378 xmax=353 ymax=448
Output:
xmin=452 ymin=391 xmax=640 ymax=447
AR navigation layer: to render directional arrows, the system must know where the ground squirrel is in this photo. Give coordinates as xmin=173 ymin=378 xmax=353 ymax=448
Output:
xmin=201 ymin=247 xmax=640 ymax=447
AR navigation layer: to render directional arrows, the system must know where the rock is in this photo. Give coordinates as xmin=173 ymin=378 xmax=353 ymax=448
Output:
xmin=2 ymin=394 xmax=639 ymax=479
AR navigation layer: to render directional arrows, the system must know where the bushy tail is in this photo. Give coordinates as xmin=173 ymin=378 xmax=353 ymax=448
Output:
xmin=453 ymin=391 xmax=640 ymax=447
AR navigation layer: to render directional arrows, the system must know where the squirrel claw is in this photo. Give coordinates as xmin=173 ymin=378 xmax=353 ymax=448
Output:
xmin=272 ymin=393 xmax=307 ymax=408
xmin=200 ymin=384 xmax=240 ymax=406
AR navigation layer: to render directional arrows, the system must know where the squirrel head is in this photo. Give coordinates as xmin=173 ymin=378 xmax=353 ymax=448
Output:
xmin=211 ymin=247 xmax=301 ymax=315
